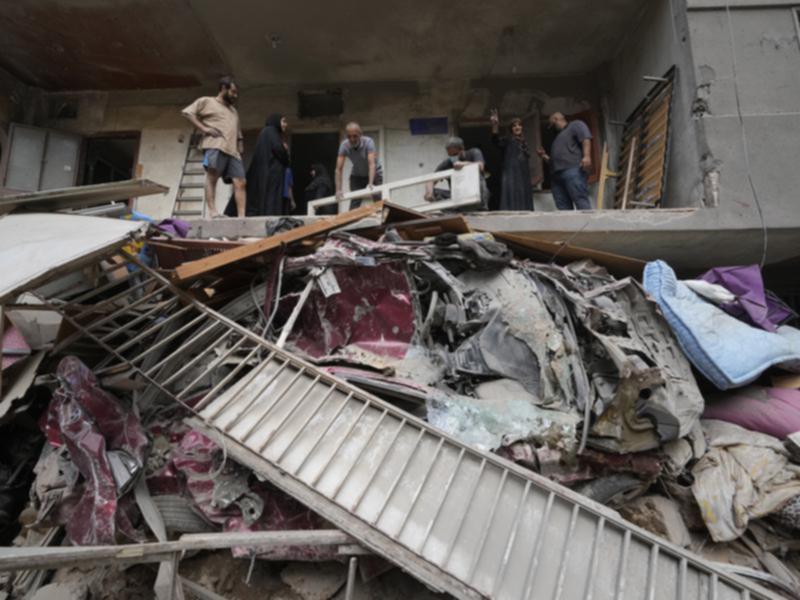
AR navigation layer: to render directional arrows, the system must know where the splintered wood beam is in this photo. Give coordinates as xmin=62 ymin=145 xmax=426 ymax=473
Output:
xmin=174 ymin=202 xmax=382 ymax=281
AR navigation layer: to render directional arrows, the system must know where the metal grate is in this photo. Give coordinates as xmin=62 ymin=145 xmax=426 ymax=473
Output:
xmin=38 ymin=256 xmax=778 ymax=600
xmin=614 ymin=67 xmax=676 ymax=209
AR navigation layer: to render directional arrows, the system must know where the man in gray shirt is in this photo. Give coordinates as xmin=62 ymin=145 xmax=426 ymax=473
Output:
xmin=537 ymin=112 xmax=593 ymax=210
xmin=335 ymin=122 xmax=384 ymax=210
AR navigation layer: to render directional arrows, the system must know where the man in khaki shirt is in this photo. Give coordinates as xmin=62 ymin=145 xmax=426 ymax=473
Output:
xmin=182 ymin=76 xmax=245 ymax=218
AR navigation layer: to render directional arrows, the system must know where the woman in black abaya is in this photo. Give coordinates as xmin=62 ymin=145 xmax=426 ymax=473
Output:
xmin=490 ymin=109 xmax=533 ymax=211
xmin=226 ymin=113 xmax=289 ymax=216
xmin=305 ymin=163 xmax=335 ymax=215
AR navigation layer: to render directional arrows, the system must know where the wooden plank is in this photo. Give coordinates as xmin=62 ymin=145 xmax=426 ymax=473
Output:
xmin=382 ymin=202 xmax=427 ymax=224
xmin=492 ymin=233 xmax=646 ymax=278
xmin=620 ymin=137 xmax=638 ymax=209
xmin=391 ymin=215 xmax=471 ymax=240
xmin=0 ymin=530 xmax=356 ymax=572
xmin=174 ymin=203 xmax=382 ymax=281
xmin=151 ymin=238 xmax=245 ymax=251
xmin=597 ymin=142 xmax=618 ymax=210
xmin=615 ymin=142 xmax=641 ymax=204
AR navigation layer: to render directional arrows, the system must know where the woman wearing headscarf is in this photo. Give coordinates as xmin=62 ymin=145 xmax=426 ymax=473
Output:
xmin=227 ymin=113 xmax=290 ymax=216
xmin=305 ymin=163 xmax=335 ymax=215
xmin=490 ymin=108 xmax=533 ymax=211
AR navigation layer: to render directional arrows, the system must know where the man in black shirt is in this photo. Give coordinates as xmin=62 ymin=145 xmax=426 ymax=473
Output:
xmin=424 ymin=137 xmax=489 ymax=209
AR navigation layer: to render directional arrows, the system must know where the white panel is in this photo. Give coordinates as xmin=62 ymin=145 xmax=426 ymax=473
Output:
xmin=5 ymin=125 xmax=46 ymax=191
xmin=40 ymin=131 xmax=81 ymax=190
xmin=0 ymin=214 xmax=147 ymax=302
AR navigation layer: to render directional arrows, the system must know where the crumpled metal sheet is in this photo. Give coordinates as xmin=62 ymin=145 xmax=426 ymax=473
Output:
xmin=44 ymin=356 xmax=148 ymax=545
xmin=692 ymin=419 xmax=800 ymax=542
xmin=528 ymin=260 xmax=704 ymax=453
xmin=172 ymin=429 xmax=337 ymax=561
xmin=171 ymin=429 xmax=265 ymax=528
xmin=286 ymin=262 xmax=417 ymax=367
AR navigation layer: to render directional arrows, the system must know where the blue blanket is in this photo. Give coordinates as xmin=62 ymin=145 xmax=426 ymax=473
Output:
xmin=643 ymin=260 xmax=800 ymax=389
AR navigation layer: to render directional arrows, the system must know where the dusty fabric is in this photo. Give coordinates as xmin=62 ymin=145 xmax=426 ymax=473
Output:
xmin=155 ymin=218 xmax=191 ymax=238
xmin=644 ymin=259 xmax=800 ymax=390
xmin=458 ymin=266 xmax=591 ymax=413
xmin=692 ymin=419 xmax=800 ymax=542
xmin=703 ymin=386 xmax=800 ymax=439
xmin=619 ymin=496 xmax=692 ymax=547
xmin=182 ymin=96 xmax=242 ymax=159
xmin=493 ymin=133 xmax=533 ymax=211
xmin=451 ymin=310 xmax=540 ymax=394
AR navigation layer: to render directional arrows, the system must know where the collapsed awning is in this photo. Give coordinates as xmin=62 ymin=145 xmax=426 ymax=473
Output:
xmin=0 ymin=213 xmax=147 ymax=303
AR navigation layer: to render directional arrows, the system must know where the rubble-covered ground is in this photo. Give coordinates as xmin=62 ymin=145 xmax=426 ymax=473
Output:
xmin=3 ymin=209 xmax=800 ymax=599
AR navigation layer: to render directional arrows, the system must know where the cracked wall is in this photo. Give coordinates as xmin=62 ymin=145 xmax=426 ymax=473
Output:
xmin=686 ymin=2 xmax=800 ymax=228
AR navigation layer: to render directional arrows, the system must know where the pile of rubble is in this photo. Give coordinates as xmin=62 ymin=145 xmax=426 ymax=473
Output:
xmin=1 ymin=203 xmax=800 ymax=599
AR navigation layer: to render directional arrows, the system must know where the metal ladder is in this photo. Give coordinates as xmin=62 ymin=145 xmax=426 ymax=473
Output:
xmin=171 ymin=132 xmax=206 ymax=218
xmin=39 ymin=256 xmax=778 ymax=600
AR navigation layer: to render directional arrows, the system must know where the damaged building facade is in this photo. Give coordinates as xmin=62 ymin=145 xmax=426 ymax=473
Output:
xmin=0 ymin=0 xmax=798 ymax=268
xmin=2 ymin=1 xmax=800 ymax=599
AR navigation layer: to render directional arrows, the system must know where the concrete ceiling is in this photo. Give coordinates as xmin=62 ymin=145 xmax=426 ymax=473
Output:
xmin=0 ymin=0 xmax=645 ymax=91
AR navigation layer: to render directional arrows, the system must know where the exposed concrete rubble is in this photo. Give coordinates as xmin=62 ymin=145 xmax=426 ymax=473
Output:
xmin=0 ymin=206 xmax=799 ymax=598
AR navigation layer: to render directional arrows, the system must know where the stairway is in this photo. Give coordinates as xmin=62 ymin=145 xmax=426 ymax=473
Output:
xmin=171 ymin=132 xmax=206 ymax=218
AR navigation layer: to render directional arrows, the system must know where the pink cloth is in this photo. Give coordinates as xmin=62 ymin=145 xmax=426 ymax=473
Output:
xmin=703 ymin=386 xmax=800 ymax=439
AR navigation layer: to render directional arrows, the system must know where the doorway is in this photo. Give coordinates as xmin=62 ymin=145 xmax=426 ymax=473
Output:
xmin=81 ymin=134 xmax=139 ymax=185
xmin=459 ymin=125 xmax=503 ymax=211
xmin=289 ymin=131 xmax=340 ymax=215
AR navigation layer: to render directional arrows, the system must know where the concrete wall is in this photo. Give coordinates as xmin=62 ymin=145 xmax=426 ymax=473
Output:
xmin=686 ymin=1 xmax=800 ymax=229
xmin=605 ymin=0 xmax=706 ymax=208
xmin=32 ymin=76 xmax=601 ymax=219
